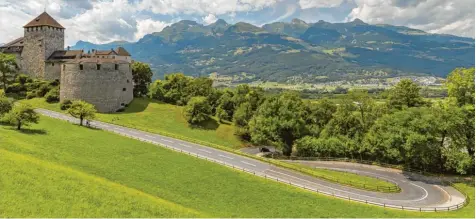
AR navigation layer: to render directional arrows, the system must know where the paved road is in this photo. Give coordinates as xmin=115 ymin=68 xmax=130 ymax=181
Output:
xmin=36 ymin=108 xmax=466 ymax=211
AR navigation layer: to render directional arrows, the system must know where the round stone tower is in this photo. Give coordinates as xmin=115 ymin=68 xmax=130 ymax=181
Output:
xmin=22 ymin=12 xmax=65 ymax=79
xmin=60 ymin=59 xmax=134 ymax=113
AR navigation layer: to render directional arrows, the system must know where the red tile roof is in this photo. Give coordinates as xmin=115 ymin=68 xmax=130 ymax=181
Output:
xmin=24 ymin=12 xmax=64 ymax=29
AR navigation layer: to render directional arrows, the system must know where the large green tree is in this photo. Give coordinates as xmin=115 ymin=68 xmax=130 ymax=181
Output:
xmin=132 ymin=62 xmax=153 ymax=97
xmin=0 ymin=53 xmax=18 ymax=91
xmin=215 ymin=90 xmax=235 ymax=122
xmin=67 ymin=100 xmax=97 ymax=126
xmin=4 ymin=104 xmax=39 ymax=130
xmin=161 ymin=73 xmax=191 ymax=105
xmin=388 ymin=79 xmax=425 ymax=109
xmin=249 ymin=92 xmax=306 ymax=156
xmin=183 ymin=96 xmax=211 ymax=124
xmin=446 ymin=67 xmax=475 ymax=106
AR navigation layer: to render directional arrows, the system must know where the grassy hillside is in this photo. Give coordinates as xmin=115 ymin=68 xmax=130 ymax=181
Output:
xmin=0 ymin=116 xmax=473 ymax=217
xmin=22 ymin=98 xmax=243 ymax=148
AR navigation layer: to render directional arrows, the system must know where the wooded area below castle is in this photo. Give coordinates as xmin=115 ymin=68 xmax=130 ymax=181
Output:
xmin=147 ymin=67 xmax=475 ymax=175
xmin=1 ymin=51 xmax=474 ymax=175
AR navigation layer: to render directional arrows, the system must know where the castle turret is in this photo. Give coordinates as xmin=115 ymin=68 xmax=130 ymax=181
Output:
xmin=21 ymin=12 xmax=65 ymax=79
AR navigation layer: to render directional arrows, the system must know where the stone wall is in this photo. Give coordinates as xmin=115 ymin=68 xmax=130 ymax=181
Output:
xmin=60 ymin=62 xmax=134 ymax=113
xmin=44 ymin=62 xmax=61 ymax=80
xmin=21 ymin=26 xmax=64 ymax=79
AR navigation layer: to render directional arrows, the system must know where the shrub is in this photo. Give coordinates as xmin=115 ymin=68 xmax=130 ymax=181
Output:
xmin=60 ymin=99 xmax=73 ymax=110
xmin=6 ymin=83 xmax=26 ymax=93
xmin=45 ymin=88 xmax=60 ymax=103
xmin=49 ymin=79 xmax=60 ymax=87
xmin=36 ymin=84 xmax=51 ymax=97
xmin=26 ymin=91 xmax=36 ymax=99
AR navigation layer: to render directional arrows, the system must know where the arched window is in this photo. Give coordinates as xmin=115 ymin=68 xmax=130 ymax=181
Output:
xmin=79 ymin=64 xmax=83 ymax=70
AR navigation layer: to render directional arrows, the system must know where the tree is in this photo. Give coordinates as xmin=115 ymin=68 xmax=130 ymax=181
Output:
xmin=148 ymin=80 xmax=165 ymax=100
xmin=67 ymin=100 xmax=97 ymax=126
xmin=0 ymin=53 xmax=18 ymax=91
xmin=295 ymin=136 xmax=347 ymax=158
xmin=388 ymin=79 xmax=425 ymax=109
xmin=132 ymin=62 xmax=153 ymax=97
xmin=161 ymin=73 xmax=191 ymax=105
xmin=183 ymin=96 xmax=211 ymax=124
xmin=249 ymin=92 xmax=306 ymax=156
xmin=363 ymin=108 xmax=443 ymax=171
xmin=233 ymin=102 xmax=253 ymax=140
xmin=446 ymin=67 xmax=475 ymax=107
xmin=184 ymin=77 xmax=213 ymax=102
xmin=0 ymin=97 xmax=13 ymax=116
xmin=215 ymin=90 xmax=235 ymax=122
xmin=4 ymin=104 xmax=39 ymax=130
xmin=304 ymin=98 xmax=337 ymax=137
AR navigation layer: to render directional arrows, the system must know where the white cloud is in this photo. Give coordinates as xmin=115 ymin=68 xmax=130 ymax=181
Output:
xmin=138 ymin=0 xmax=280 ymax=15
xmin=202 ymin=14 xmax=218 ymax=25
xmin=135 ymin=19 xmax=170 ymax=40
xmin=299 ymin=0 xmax=344 ymax=9
xmin=0 ymin=0 xmax=474 ymax=46
xmin=346 ymin=0 xmax=475 ymax=37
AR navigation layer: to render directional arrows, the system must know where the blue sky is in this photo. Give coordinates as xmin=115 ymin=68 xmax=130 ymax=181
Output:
xmin=0 ymin=0 xmax=474 ymax=46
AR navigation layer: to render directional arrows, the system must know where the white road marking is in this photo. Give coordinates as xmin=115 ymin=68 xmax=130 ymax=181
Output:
xmin=241 ymin=161 xmax=256 ymax=167
xmin=161 ymin=139 xmax=173 ymax=143
xmin=219 ymin=154 xmax=234 ymax=160
xmin=179 ymin=143 xmax=192 ymax=148
xmin=434 ymin=185 xmax=451 ymax=202
xmin=144 ymin=134 xmax=154 ymax=138
xmin=198 ymin=149 xmax=212 ymax=154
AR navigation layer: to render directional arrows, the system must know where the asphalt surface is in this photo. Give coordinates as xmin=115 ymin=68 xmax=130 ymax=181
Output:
xmin=36 ymin=108 xmax=466 ymax=211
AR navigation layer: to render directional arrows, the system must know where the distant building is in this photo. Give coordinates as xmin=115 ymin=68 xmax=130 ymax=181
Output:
xmin=0 ymin=12 xmax=133 ymax=113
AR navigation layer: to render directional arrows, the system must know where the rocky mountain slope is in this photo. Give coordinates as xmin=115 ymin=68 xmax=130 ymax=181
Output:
xmin=72 ymin=19 xmax=475 ymax=83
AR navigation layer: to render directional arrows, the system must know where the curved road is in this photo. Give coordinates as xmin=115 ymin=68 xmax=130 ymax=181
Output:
xmin=36 ymin=108 xmax=466 ymax=211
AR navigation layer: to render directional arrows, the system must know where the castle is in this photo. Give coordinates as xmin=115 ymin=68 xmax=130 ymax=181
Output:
xmin=0 ymin=12 xmax=133 ymax=113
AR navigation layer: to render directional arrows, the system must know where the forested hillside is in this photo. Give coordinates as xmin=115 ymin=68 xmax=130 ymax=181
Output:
xmin=71 ymin=19 xmax=475 ymax=83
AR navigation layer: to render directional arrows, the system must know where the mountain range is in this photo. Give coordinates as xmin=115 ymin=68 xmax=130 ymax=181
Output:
xmin=71 ymin=18 xmax=475 ymax=83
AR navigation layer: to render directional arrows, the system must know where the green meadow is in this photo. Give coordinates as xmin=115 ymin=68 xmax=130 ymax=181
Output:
xmin=0 ymin=116 xmax=473 ymax=217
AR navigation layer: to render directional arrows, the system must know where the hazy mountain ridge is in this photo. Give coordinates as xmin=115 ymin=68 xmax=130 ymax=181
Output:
xmin=71 ymin=19 xmax=475 ymax=83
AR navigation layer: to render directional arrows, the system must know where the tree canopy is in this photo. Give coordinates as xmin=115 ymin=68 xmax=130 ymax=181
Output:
xmin=67 ymin=100 xmax=97 ymax=126
xmin=132 ymin=62 xmax=153 ymax=97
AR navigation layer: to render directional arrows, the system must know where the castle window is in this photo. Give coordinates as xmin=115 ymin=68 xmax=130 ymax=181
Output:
xmin=63 ymin=65 xmax=65 ymax=71
xmin=97 ymin=64 xmax=101 ymax=70
xmin=52 ymin=63 xmax=54 ymax=66
xmin=121 ymin=103 xmax=125 ymax=106
xmin=79 ymin=64 xmax=83 ymax=70
xmin=127 ymin=79 xmax=130 ymax=83
xmin=115 ymin=64 xmax=118 ymax=70
xmin=123 ymin=88 xmax=126 ymax=91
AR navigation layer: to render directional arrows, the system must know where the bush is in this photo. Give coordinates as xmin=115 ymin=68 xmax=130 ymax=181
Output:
xmin=36 ymin=84 xmax=51 ymax=97
xmin=26 ymin=91 xmax=36 ymax=99
xmin=6 ymin=83 xmax=26 ymax=93
xmin=45 ymin=88 xmax=60 ymax=103
xmin=49 ymin=79 xmax=60 ymax=87
xmin=60 ymin=99 xmax=73 ymax=110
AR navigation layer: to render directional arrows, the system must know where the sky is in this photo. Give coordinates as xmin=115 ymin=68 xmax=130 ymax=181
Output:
xmin=0 ymin=0 xmax=474 ymax=46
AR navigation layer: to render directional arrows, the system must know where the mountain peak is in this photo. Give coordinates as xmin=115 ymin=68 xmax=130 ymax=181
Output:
xmin=214 ymin=19 xmax=228 ymax=25
xmin=291 ymin=18 xmax=307 ymax=25
xmin=351 ymin=18 xmax=367 ymax=25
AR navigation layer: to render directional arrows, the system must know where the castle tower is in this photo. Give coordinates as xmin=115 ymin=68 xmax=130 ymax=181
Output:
xmin=21 ymin=12 xmax=65 ymax=78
